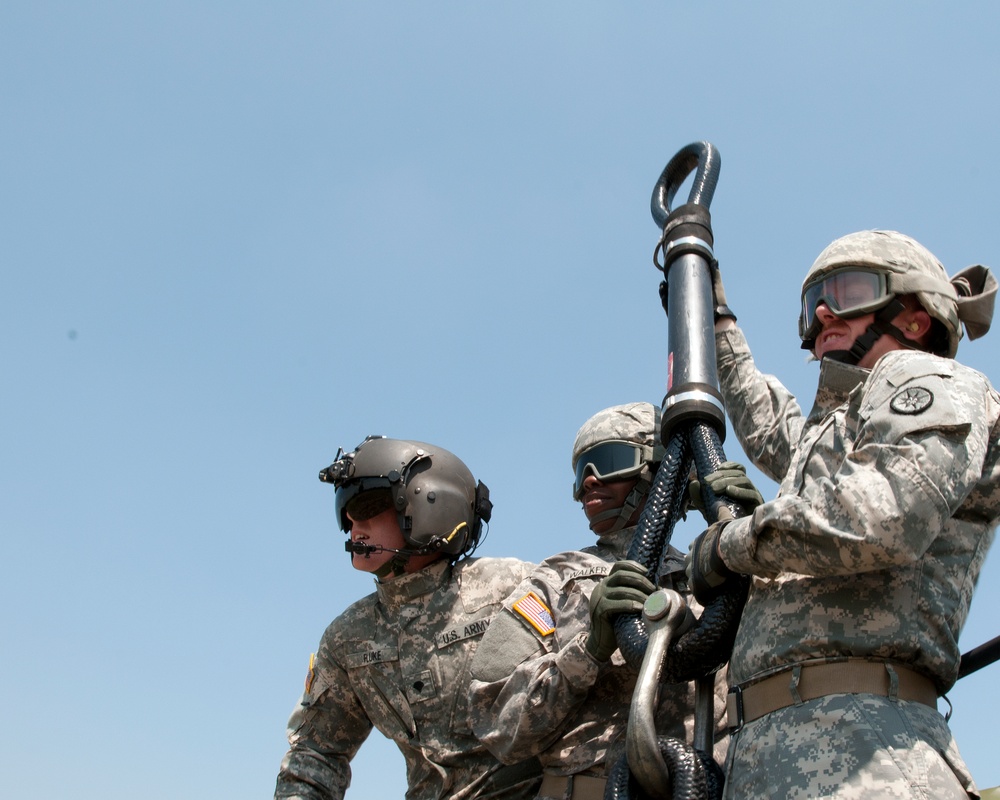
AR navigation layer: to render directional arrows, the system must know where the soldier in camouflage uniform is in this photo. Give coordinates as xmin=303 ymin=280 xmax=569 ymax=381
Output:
xmin=274 ymin=436 xmax=542 ymax=800
xmin=469 ymin=403 xmax=734 ymax=800
xmin=684 ymin=230 xmax=1000 ymax=798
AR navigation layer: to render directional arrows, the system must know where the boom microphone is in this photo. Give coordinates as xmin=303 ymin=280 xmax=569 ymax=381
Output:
xmin=344 ymin=540 xmax=440 ymax=558
xmin=345 ymin=541 xmax=395 ymax=557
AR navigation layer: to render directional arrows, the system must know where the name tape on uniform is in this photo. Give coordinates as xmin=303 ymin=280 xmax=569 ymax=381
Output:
xmin=438 ymin=617 xmax=492 ymax=649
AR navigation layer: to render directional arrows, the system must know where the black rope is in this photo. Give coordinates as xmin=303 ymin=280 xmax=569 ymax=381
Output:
xmin=958 ymin=634 xmax=1000 ymax=679
xmin=605 ymin=741 xmax=724 ymax=800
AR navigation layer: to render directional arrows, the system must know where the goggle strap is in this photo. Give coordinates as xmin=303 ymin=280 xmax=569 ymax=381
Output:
xmin=586 ymin=471 xmax=652 ymax=533
xmin=828 ymin=298 xmax=907 ymax=365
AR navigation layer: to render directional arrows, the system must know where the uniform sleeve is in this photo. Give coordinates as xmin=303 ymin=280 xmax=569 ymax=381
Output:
xmin=468 ymin=561 xmax=605 ymax=764
xmin=274 ymin=648 xmax=373 ymax=800
xmin=716 ymin=326 xmax=805 ymax=483
xmin=720 ymin=358 xmax=991 ymax=577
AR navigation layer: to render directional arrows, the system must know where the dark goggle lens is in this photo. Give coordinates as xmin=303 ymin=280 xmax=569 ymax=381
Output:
xmin=801 ymin=269 xmax=890 ymax=336
xmin=344 ymin=488 xmax=394 ymax=522
xmin=573 ymin=442 xmax=643 ymax=498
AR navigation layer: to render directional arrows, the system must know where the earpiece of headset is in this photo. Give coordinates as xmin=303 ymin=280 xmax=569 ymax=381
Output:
xmin=475 ymin=480 xmax=493 ymax=525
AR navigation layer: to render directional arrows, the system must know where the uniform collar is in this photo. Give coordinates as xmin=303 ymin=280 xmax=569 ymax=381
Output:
xmin=593 ymin=526 xmax=635 ymax=560
xmin=810 ymin=357 xmax=869 ymax=418
xmin=375 ymin=557 xmax=452 ymax=609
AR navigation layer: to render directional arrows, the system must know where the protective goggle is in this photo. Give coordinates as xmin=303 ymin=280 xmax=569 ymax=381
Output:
xmin=573 ymin=441 xmax=645 ymax=500
xmin=800 ymin=268 xmax=893 ymax=339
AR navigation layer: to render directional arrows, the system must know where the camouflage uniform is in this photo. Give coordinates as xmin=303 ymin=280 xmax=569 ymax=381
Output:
xmin=275 ymin=556 xmax=542 ymax=800
xmin=469 ymin=529 xmax=729 ymax=798
xmin=714 ymin=325 xmax=1000 ymax=798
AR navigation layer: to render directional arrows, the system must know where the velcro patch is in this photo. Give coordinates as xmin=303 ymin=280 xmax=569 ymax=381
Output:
xmin=512 ymin=591 xmax=555 ymax=636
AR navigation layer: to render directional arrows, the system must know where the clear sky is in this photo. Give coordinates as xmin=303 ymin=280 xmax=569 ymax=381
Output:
xmin=3 ymin=3 xmax=1000 ymax=797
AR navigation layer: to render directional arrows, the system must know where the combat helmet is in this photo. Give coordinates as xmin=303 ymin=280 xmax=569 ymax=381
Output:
xmin=799 ymin=230 xmax=997 ymax=362
xmin=572 ymin=402 xmax=664 ymax=533
xmin=319 ymin=436 xmax=492 ymax=567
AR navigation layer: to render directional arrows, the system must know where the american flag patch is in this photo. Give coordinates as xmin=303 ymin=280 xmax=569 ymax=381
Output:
xmin=512 ymin=591 xmax=555 ymax=636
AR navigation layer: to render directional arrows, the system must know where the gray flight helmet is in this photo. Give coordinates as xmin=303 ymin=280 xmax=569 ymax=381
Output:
xmin=319 ymin=435 xmax=490 ymax=558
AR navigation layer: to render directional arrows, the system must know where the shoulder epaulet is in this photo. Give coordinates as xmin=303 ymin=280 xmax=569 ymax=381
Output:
xmin=456 ymin=557 xmax=535 ymax=612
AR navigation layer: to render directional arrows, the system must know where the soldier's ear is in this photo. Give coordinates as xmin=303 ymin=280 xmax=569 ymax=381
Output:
xmin=901 ymin=309 xmax=933 ymax=344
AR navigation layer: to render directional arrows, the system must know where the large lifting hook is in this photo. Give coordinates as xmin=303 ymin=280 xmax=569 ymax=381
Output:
xmin=605 ymin=142 xmax=751 ymax=800
xmin=651 ymin=142 xmax=727 ymax=444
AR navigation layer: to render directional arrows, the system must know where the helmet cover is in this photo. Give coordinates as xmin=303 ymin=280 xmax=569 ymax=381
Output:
xmin=571 ymin=403 xmax=664 ymax=533
xmin=800 ymin=230 xmax=961 ymax=356
xmin=572 ymin=402 xmax=665 ymax=472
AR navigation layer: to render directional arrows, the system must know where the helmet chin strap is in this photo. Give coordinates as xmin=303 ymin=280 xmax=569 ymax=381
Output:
xmin=822 ymin=299 xmax=912 ymax=366
xmin=587 ymin=473 xmax=652 ymax=534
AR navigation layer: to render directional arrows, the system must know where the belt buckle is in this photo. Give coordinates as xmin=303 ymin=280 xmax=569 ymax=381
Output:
xmin=728 ymin=685 xmax=745 ymax=733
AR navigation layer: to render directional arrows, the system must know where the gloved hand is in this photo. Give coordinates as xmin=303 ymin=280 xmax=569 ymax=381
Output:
xmin=685 ymin=520 xmax=736 ymax=605
xmin=655 ymin=201 xmax=731 ymax=322
xmin=688 ymin=461 xmax=763 ymax=518
xmin=661 ymin=261 xmax=736 ymax=324
xmin=586 ymin=560 xmax=657 ymax=662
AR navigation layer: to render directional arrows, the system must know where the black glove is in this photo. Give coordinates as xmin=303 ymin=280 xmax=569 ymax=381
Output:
xmin=688 ymin=461 xmax=763 ymax=519
xmin=709 ymin=261 xmax=737 ymax=323
xmin=685 ymin=520 xmax=736 ymax=605
xmin=586 ymin=560 xmax=656 ymax=662
xmin=656 ymin=201 xmax=733 ymax=322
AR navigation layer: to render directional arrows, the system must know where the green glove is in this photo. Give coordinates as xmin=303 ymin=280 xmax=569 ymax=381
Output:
xmin=685 ymin=520 xmax=736 ymax=605
xmin=585 ymin=560 xmax=656 ymax=662
xmin=688 ymin=461 xmax=763 ymax=519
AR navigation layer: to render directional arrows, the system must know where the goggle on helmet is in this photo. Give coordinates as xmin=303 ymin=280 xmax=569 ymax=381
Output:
xmin=798 ymin=230 xmax=966 ymax=356
xmin=572 ymin=440 xmax=651 ymax=501
xmin=799 ymin=267 xmax=895 ymax=343
xmin=571 ymin=402 xmax=664 ymax=501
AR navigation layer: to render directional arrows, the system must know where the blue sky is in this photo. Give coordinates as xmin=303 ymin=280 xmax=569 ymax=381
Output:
xmin=3 ymin=3 xmax=1000 ymax=797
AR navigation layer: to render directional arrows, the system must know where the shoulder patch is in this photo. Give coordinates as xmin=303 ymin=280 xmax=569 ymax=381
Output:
xmin=511 ymin=591 xmax=555 ymax=636
xmin=889 ymin=385 xmax=933 ymax=415
xmin=304 ymin=652 xmax=316 ymax=693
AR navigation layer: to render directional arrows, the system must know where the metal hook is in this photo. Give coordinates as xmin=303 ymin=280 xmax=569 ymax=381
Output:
xmin=626 ymin=589 xmax=689 ymax=798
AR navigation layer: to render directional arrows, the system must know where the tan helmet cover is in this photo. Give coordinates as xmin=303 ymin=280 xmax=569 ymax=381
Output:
xmin=571 ymin=402 xmax=665 ymax=533
xmin=572 ymin=402 xmax=664 ymax=474
xmin=801 ymin=230 xmax=996 ymax=357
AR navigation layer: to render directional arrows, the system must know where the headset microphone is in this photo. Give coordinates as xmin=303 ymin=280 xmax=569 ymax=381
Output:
xmin=344 ymin=540 xmax=442 ymax=558
xmin=345 ymin=541 xmax=413 ymax=557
